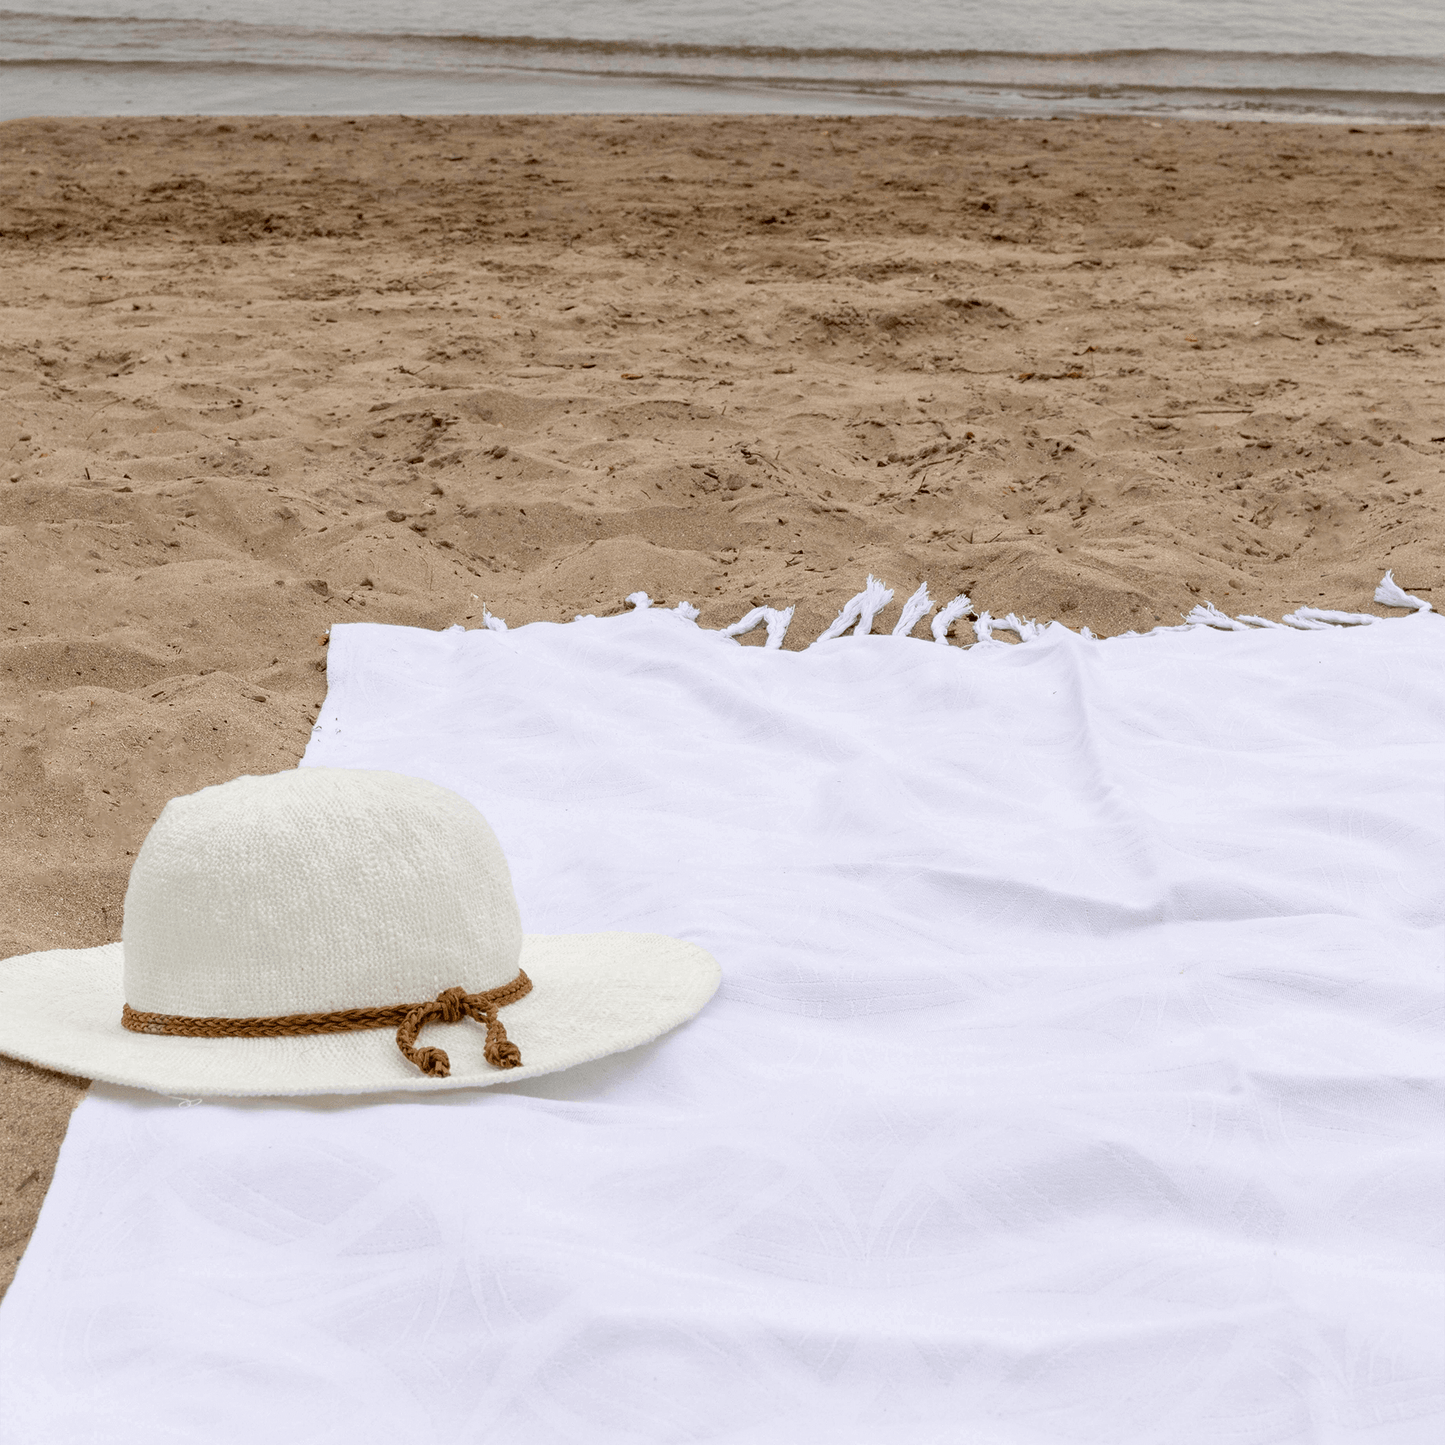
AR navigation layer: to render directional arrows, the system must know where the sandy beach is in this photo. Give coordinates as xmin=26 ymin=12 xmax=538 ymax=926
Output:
xmin=1 ymin=113 xmax=1442 ymax=1293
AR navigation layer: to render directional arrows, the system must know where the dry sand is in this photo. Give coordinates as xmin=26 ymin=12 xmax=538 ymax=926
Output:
xmin=2 ymin=113 xmax=1442 ymax=1295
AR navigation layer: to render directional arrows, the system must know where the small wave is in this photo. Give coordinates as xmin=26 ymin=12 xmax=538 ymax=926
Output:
xmin=2 ymin=8 xmax=1442 ymax=122
xmin=1 ymin=11 xmax=1441 ymax=70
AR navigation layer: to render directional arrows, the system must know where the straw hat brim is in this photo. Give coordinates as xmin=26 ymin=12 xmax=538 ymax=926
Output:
xmin=0 ymin=934 xmax=721 ymax=1097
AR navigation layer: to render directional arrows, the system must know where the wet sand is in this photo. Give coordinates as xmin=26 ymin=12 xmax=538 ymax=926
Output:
xmin=2 ymin=113 xmax=1442 ymax=1294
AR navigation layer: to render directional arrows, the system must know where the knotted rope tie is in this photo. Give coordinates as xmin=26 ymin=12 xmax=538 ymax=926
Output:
xmin=121 ymin=969 xmax=533 ymax=1079
xmin=395 ymin=980 xmax=530 ymax=1078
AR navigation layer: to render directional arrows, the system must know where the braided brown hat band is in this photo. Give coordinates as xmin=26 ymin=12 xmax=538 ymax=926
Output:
xmin=120 ymin=970 xmax=533 ymax=1079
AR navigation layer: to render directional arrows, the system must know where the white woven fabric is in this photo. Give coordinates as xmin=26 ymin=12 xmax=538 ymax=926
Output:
xmin=2 ymin=607 xmax=1442 ymax=1443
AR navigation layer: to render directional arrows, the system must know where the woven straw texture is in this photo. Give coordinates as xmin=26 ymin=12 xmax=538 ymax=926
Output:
xmin=0 ymin=769 xmax=720 ymax=1095
xmin=125 ymin=769 xmax=525 ymax=1015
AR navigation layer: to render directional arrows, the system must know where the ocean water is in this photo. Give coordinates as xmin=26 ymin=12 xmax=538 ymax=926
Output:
xmin=2 ymin=1 xmax=1443 ymax=123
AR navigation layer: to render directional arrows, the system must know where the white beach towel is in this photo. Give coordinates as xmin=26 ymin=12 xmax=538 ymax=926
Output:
xmin=2 ymin=597 xmax=1442 ymax=1444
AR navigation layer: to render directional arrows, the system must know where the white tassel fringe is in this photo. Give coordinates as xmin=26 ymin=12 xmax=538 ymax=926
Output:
xmin=721 ymin=605 xmax=795 ymax=649
xmin=1186 ymin=602 xmax=1254 ymax=631
xmin=973 ymin=611 xmax=1043 ymax=644
xmin=931 ymin=593 xmax=972 ymax=645
xmin=1286 ymin=607 xmax=1379 ymax=627
xmin=815 ymin=575 xmax=895 ymax=643
xmin=624 ymin=593 xmax=702 ymax=621
xmin=891 ymin=583 xmax=934 ymax=638
xmin=1375 ymin=571 xmax=1432 ymax=613
xmin=481 ymin=573 xmax=1427 ymax=650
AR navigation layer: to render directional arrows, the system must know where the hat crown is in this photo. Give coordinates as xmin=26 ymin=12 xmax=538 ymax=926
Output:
xmin=122 ymin=769 xmax=523 ymax=1018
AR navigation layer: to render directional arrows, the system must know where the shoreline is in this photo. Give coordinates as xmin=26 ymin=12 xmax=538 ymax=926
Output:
xmin=5 ymin=76 xmax=1443 ymax=128
xmin=2 ymin=111 xmax=1443 ymax=1293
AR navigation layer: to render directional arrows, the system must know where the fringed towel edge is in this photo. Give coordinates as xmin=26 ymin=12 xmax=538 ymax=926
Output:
xmin=467 ymin=573 xmax=1432 ymax=650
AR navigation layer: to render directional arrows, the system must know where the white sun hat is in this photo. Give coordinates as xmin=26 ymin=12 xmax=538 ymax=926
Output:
xmin=0 ymin=768 xmax=721 ymax=1097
